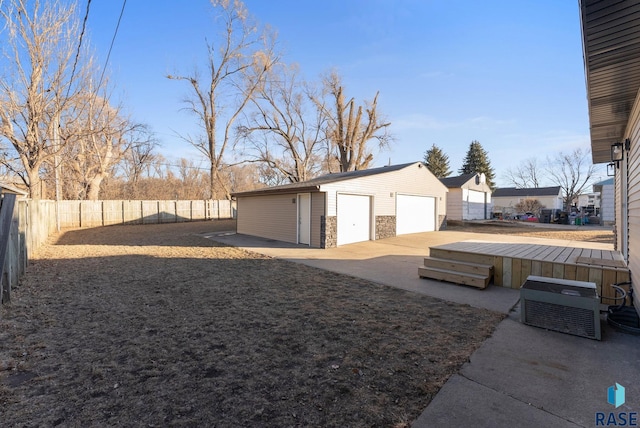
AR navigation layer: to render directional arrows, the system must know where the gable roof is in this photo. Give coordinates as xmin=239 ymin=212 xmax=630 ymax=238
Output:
xmin=594 ymin=178 xmax=614 ymax=186
xmin=0 ymin=182 xmax=28 ymax=196
xmin=492 ymin=186 xmax=562 ymax=198
xmin=439 ymin=173 xmax=477 ymax=188
xmin=232 ymin=162 xmax=421 ymax=197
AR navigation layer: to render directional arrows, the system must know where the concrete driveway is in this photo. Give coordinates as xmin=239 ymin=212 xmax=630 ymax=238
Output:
xmin=204 ymin=230 xmax=611 ymax=314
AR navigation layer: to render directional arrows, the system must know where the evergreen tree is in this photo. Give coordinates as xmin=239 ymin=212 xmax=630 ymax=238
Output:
xmin=459 ymin=140 xmax=496 ymax=189
xmin=423 ymin=144 xmax=452 ymax=178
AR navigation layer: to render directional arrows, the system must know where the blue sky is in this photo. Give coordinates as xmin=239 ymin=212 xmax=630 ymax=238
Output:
xmin=86 ymin=0 xmax=600 ymax=187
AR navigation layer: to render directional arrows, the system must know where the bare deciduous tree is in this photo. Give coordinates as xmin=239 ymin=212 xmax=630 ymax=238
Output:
xmin=118 ymin=126 xmax=159 ymax=199
xmin=514 ymin=199 xmax=544 ymax=217
xmin=546 ymin=148 xmax=596 ymax=211
xmin=503 ymin=158 xmax=541 ymax=188
xmin=167 ymin=0 xmax=277 ymax=199
xmin=0 ymin=0 xmax=90 ymax=198
xmin=318 ymin=71 xmax=392 ymax=172
xmin=239 ymin=63 xmax=327 ymax=183
xmin=59 ymin=92 xmax=153 ymax=200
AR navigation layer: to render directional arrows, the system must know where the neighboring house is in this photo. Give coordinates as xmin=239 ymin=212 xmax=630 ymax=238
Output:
xmin=577 ymin=192 xmax=601 ymax=211
xmin=232 ymin=162 xmax=448 ymax=248
xmin=593 ymin=178 xmax=614 ymax=226
xmin=0 ymin=182 xmax=28 ymax=198
xmin=580 ymin=0 xmax=640 ymax=314
xmin=439 ymin=173 xmax=492 ymax=221
xmin=491 ymin=186 xmax=563 ymax=217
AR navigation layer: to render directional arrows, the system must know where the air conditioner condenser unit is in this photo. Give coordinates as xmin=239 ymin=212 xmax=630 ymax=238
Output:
xmin=520 ymin=275 xmax=601 ymax=340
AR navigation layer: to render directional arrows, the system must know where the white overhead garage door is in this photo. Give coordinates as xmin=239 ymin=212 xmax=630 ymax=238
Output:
xmin=466 ymin=190 xmax=486 ymax=220
xmin=337 ymin=194 xmax=371 ymax=246
xmin=396 ymin=195 xmax=435 ymax=235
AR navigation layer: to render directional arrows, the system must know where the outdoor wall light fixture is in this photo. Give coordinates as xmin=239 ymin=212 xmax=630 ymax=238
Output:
xmin=611 ymin=141 xmax=624 ymax=163
xmin=611 ymin=139 xmax=631 ymax=168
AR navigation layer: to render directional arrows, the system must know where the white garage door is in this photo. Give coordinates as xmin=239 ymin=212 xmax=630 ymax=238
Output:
xmin=337 ymin=194 xmax=371 ymax=246
xmin=466 ymin=190 xmax=486 ymax=220
xmin=396 ymin=195 xmax=435 ymax=235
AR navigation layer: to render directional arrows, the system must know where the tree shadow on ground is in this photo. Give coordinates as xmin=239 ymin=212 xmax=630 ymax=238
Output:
xmin=52 ymin=219 xmax=237 ymax=248
xmin=2 ymin=247 xmax=503 ymax=428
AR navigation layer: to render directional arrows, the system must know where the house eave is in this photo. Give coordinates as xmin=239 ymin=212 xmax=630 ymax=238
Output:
xmin=580 ymin=0 xmax=640 ymax=164
xmin=232 ymin=185 xmax=321 ymax=198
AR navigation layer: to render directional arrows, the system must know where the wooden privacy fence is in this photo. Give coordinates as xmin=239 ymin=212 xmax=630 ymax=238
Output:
xmin=56 ymin=199 xmax=236 ymax=228
xmin=0 ymin=198 xmax=234 ymax=304
xmin=0 ymin=198 xmax=56 ymax=304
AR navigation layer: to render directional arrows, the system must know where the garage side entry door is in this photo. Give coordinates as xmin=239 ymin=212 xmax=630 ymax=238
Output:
xmin=396 ymin=195 xmax=436 ymax=235
xmin=337 ymin=194 xmax=371 ymax=246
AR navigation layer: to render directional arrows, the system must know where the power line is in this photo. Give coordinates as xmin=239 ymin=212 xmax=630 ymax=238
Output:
xmin=65 ymin=0 xmax=92 ymax=100
xmin=159 ymin=163 xmax=208 ymax=171
xmin=96 ymin=0 xmax=127 ymax=92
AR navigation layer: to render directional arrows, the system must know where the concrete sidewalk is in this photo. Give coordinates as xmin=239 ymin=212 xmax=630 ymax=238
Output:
xmin=413 ymin=307 xmax=640 ymax=427
xmin=204 ymin=230 xmax=640 ymax=427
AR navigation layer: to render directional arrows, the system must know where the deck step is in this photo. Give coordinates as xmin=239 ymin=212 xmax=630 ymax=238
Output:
xmin=418 ymin=266 xmax=491 ymax=289
xmin=423 ymin=256 xmax=494 ymax=277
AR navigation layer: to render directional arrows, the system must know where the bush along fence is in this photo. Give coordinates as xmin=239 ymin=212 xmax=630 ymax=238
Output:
xmin=56 ymin=199 xmax=236 ymax=228
xmin=0 ymin=198 xmax=235 ymax=304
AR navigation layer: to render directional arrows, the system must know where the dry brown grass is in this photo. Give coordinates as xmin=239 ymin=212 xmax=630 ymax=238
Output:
xmin=0 ymin=221 xmax=503 ymax=427
xmin=447 ymin=220 xmax=614 ymax=245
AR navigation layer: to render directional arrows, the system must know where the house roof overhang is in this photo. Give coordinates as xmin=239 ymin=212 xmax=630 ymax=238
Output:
xmin=232 ymin=185 xmax=321 ymax=198
xmin=580 ymin=0 xmax=640 ymax=164
xmin=232 ymin=162 xmax=425 ymax=198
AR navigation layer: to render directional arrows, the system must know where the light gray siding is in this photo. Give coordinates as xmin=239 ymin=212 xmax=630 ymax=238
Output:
xmin=600 ymin=182 xmax=615 ymax=224
xmin=624 ymin=90 xmax=640 ymax=310
xmin=322 ymin=163 xmax=447 ymax=222
xmin=444 ymin=176 xmax=491 ymax=221
xmin=237 ymin=193 xmax=298 ymax=244
xmin=447 ymin=188 xmax=463 ymax=221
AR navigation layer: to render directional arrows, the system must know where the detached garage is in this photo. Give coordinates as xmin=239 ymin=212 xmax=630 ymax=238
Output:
xmin=440 ymin=173 xmax=492 ymax=221
xmin=232 ymin=162 xmax=448 ymax=248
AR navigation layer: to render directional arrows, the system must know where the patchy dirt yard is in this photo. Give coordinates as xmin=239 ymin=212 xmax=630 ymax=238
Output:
xmin=0 ymin=220 xmax=504 ymax=427
xmin=447 ymin=220 xmax=614 ymax=245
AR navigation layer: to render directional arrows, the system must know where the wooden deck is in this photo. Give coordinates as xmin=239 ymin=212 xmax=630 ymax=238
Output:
xmin=429 ymin=240 xmax=629 ymax=303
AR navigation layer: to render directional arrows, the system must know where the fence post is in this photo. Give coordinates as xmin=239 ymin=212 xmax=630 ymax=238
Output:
xmin=55 ymin=199 xmax=60 ymax=232
xmin=0 ymin=194 xmax=17 ymax=303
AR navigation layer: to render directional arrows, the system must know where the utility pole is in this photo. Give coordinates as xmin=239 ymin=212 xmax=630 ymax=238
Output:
xmin=53 ymin=109 xmax=61 ymax=231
